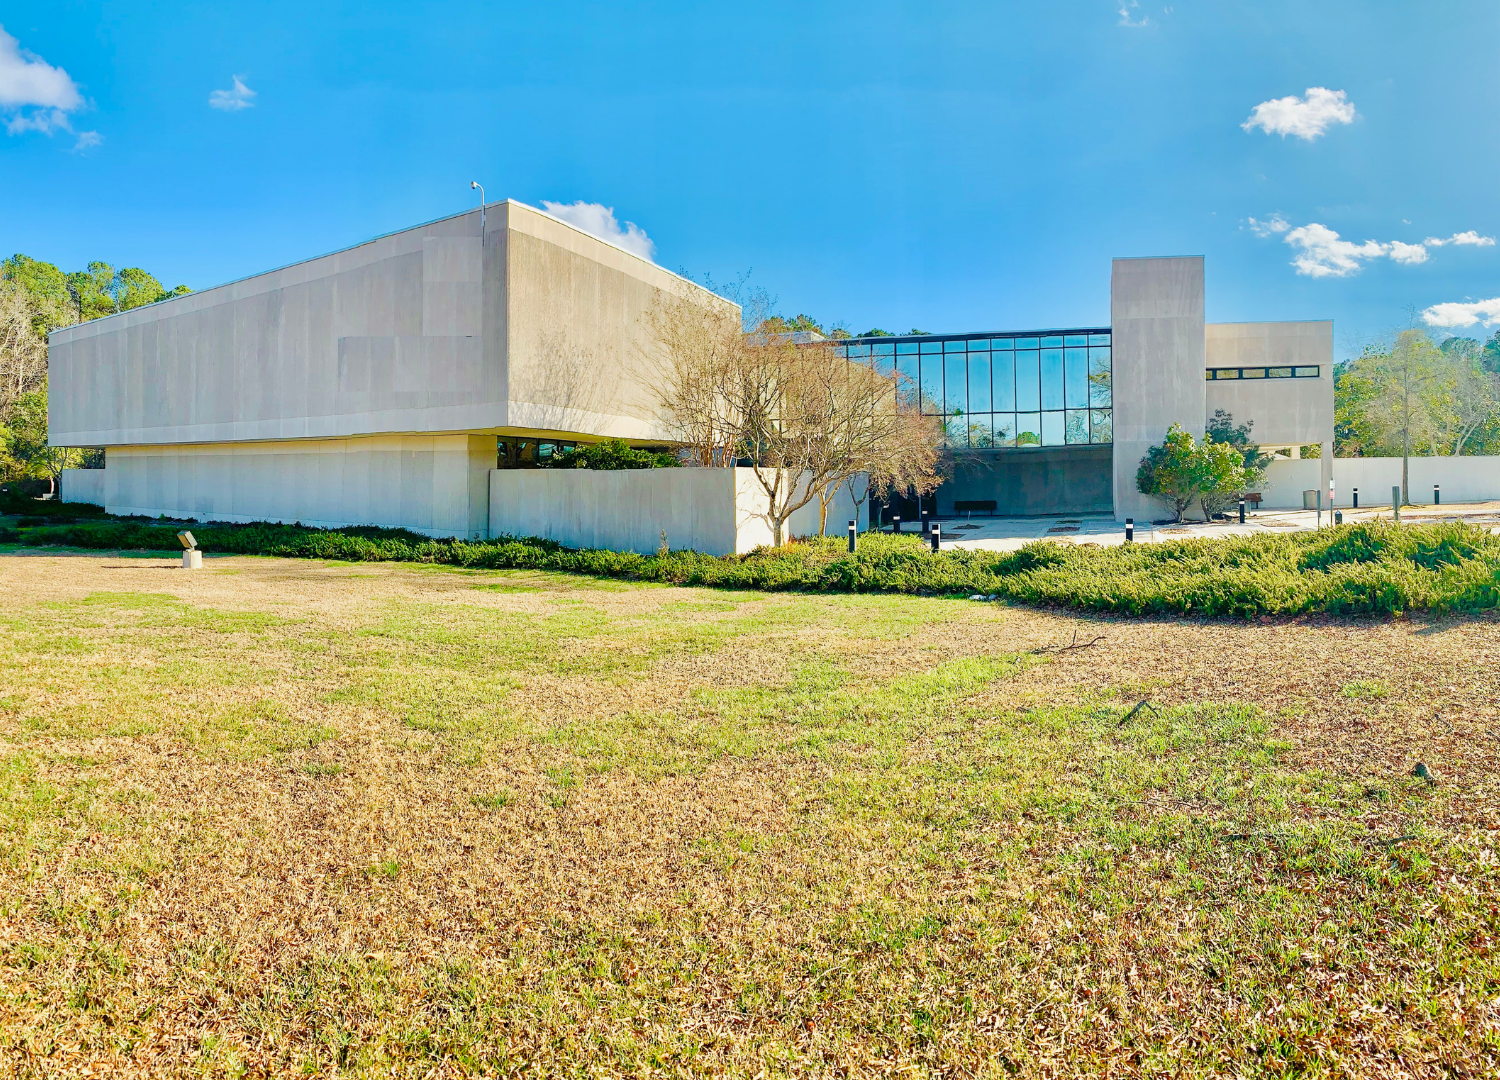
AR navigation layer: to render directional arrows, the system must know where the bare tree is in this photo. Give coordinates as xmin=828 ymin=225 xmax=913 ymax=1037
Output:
xmin=643 ymin=280 xmax=747 ymax=467
xmin=1366 ymin=329 xmax=1441 ymax=504
xmin=0 ymin=280 xmax=48 ymax=417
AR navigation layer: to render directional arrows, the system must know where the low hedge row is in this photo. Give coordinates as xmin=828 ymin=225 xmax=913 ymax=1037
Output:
xmin=5 ymin=514 xmax=1500 ymax=617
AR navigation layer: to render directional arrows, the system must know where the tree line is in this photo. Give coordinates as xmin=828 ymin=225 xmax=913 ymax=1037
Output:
xmin=0 ymin=255 xmax=190 ymax=490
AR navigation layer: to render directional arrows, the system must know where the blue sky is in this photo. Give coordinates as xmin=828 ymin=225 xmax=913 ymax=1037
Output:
xmin=3 ymin=1 xmax=1498 ymax=358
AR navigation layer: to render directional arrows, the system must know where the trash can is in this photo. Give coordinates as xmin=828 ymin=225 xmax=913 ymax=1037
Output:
xmin=1302 ymin=489 xmax=1319 ymax=510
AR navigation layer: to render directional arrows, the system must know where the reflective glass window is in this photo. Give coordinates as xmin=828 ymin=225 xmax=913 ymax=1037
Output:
xmin=1041 ymin=411 xmax=1066 ymax=445
xmin=871 ymin=342 xmax=895 ymax=355
xmin=992 ymin=351 xmax=1015 ymax=411
xmin=992 ymin=413 xmax=1016 ymax=447
xmin=968 ymin=354 xmax=991 ymax=412
xmin=1065 ymin=409 xmax=1089 ymax=444
xmin=968 ymin=339 xmax=992 ymax=351
xmin=1014 ymin=337 xmax=1039 ymax=350
xmin=1294 ymin=366 xmax=1320 ymax=377
xmin=1088 ymin=334 xmax=1110 ymax=347
xmin=944 ymin=339 xmax=966 ymax=353
xmin=968 ymin=416 xmax=993 ymax=448
xmin=920 ymin=340 xmax=942 ymax=353
xmin=1040 ymin=348 xmax=1064 ymax=410
xmin=1088 ymin=348 xmax=1111 ymax=408
xmin=1215 ymin=369 xmax=1240 ymax=380
xmin=1063 ymin=334 xmax=1086 ymax=347
xmin=1016 ymin=412 xmax=1041 ymax=447
xmin=846 ymin=344 xmax=870 ymax=358
xmin=1241 ymin=367 xmax=1266 ymax=379
xmin=1041 ymin=335 xmax=1063 ymax=348
xmin=945 ymin=354 xmax=967 ymax=416
xmin=873 ymin=352 xmax=896 ymax=378
xmin=1090 ymin=409 xmax=1112 ymax=443
xmin=897 ymin=354 xmax=919 ymax=408
xmin=897 ymin=342 xmax=918 ymax=354
xmin=991 ymin=338 xmax=1014 ymax=351
xmin=919 ymin=355 xmax=944 ymax=414
xmin=1064 ymin=348 xmax=1088 ymax=408
xmin=1268 ymin=366 xmax=1292 ymax=378
xmin=1015 ymin=351 xmax=1040 ymax=411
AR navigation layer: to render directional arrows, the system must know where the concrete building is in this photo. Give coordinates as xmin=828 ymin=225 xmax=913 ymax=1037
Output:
xmin=48 ymin=200 xmax=733 ymax=536
xmin=846 ymin=256 xmax=1332 ymax=522
xmin=52 ymin=212 xmax=1330 ymax=536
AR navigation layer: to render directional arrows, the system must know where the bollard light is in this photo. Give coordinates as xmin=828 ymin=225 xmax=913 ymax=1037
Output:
xmin=929 ymin=522 xmax=940 ymax=553
xmin=920 ymin=510 xmax=930 ymax=535
xmin=1125 ymin=518 xmax=1134 ymax=543
xmin=1239 ymin=498 xmax=1246 ymax=524
xmin=1353 ymin=486 xmax=1359 ymax=509
xmin=892 ymin=514 xmax=901 ymax=534
xmin=847 ymin=519 xmax=856 ymax=553
xmin=1435 ymin=483 xmax=1440 ymax=506
xmin=177 ymin=530 xmax=202 ymax=570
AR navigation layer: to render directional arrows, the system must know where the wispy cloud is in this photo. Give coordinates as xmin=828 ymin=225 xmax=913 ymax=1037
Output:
xmin=209 ymin=76 xmax=256 ymax=112
xmin=1423 ymin=231 xmax=1496 ymax=249
xmin=1422 ymin=298 xmax=1500 ymax=330
xmin=1248 ymin=216 xmax=1496 ymax=277
xmin=540 ymin=200 xmax=656 ymax=261
xmin=0 ymin=24 xmax=85 ymax=138
xmin=71 ymin=130 xmax=101 ymax=152
xmin=1242 ymin=87 xmax=1355 ymax=140
xmin=1118 ymin=0 xmax=1151 ymax=27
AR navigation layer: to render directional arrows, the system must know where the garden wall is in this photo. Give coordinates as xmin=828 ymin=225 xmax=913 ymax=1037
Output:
xmin=488 ymin=468 xmax=863 ymax=556
xmin=1260 ymin=456 xmax=1500 ymax=509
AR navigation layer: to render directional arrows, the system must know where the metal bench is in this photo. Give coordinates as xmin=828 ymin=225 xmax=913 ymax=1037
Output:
xmin=953 ymin=500 xmax=997 ymax=516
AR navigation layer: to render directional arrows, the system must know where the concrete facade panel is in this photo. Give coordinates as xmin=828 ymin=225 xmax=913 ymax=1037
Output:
xmin=1204 ymin=322 xmax=1333 ymax=448
xmin=1110 ymin=257 xmax=1206 ymax=523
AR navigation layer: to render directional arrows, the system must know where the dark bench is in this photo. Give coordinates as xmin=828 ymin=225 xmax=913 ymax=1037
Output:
xmin=1242 ymin=492 xmax=1262 ymax=507
xmin=954 ymin=500 xmax=997 ymax=516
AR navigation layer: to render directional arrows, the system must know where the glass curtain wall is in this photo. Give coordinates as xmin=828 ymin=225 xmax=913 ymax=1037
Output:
xmin=840 ymin=330 xmax=1111 ymax=448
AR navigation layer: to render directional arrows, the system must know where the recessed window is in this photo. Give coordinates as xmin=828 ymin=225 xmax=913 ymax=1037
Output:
xmin=1294 ymin=366 xmax=1320 ymax=378
xmin=1241 ymin=367 xmax=1266 ymax=379
xmin=1268 ymin=367 xmax=1292 ymax=378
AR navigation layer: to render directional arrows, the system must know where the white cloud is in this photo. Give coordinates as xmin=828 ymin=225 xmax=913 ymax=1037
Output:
xmin=1423 ymin=231 xmax=1496 ymax=248
xmin=1118 ymin=0 xmax=1151 ymax=27
xmin=1421 ymin=298 xmax=1500 ymax=329
xmin=1250 ymin=216 xmax=1496 ymax=277
xmin=1387 ymin=240 xmax=1429 ymax=266
xmin=540 ymin=200 xmax=655 ymax=261
xmin=209 ymin=76 xmax=256 ymax=112
xmin=1247 ymin=214 xmax=1289 ymax=238
xmin=1283 ymin=223 xmax=1389 ymax=277
xmin=0 ymin=25 xmax=84 ymax=137
xmin=1241 ymin=87 xmax=1355 ymax=141
xmin=72 ymin=130 xmax=101 ymax=152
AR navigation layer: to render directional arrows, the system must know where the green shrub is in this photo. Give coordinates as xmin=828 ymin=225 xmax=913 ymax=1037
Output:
xmin=544 ymin=439 xmax=678 ymax=470
xmin=11 ymin=513 xmax=1500 ymax=619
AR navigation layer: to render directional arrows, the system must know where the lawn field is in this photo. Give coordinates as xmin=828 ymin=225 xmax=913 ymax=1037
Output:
xmin=0 ymin=554 xmax=1498 ymax=1077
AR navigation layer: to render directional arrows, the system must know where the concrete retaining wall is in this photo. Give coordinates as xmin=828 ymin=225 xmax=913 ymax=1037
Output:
xmin=1259 ymin=457 xmax=1500 ymax=509
xmin=59 ymin=469 xmax=106 ymax=507
xmin=488 ymin=468 xmax=863 ymax=556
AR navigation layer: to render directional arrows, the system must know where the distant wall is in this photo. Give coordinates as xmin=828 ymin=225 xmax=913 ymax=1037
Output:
xmin=489 ymin=468 xmax=863 ymax=556
xmin=1259 ymin=457 xmax=1500 ymax=509
xmin=92 ymin=435 xmax=493 ymax=537
xmin=59 ymin=469 xmax=105 ymax=506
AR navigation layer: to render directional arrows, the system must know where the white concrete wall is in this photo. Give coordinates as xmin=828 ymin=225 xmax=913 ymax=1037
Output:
xmin=488 ymin=468 xmax=866 ymax=556
xmin=1258 ymin=457 xmax=1500 ymax=509
xmin=1205 ymin=322 xmax=1333 ymax=448
xmin=1110 ymin=257 xmax=1206 ymax=523
xmin=89 ymin=435 xmax=493 ymax=537
xmin=46 ymin=200 xmax=734 ymax=450
xmin=59 ymin=468 xmax=106 ymax=506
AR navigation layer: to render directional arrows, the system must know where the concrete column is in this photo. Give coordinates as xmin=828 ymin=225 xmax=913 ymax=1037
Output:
xmin=1109 ymin=257 xmax=1206 ymax=523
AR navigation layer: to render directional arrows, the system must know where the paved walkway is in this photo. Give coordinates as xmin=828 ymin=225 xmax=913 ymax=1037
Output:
xmin=903 ymin=501 xmax=1500 ymax=552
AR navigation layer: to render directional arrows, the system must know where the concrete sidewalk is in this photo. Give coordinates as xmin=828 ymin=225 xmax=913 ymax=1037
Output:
xmin=908 ymin=500 xmax=1500 ymax=552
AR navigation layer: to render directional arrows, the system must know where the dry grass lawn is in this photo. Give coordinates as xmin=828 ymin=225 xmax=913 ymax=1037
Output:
xmin=0 ymin=553 xmax=1498 ymax=1077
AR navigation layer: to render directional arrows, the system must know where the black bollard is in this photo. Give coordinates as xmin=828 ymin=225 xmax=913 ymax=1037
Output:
xmin=1353 ymin=486 xmax=1358 ymax=509
xmin=929 ymin=522 xmax=940 ymax=552
xmin=920 ymin=510 xmax=930 ymax=535
xmin=1125 ymin=518 xmax=1134 ymax=543
xmin=892 ymin=514 xmax=901 ymax=534
xmin=847 ymin=519 xmax=856 ymax=553
xmin=1435 ymin=483 xmax=1440 ymax=505
xmin=1239 ymin=498 xmax=1246 ymax=524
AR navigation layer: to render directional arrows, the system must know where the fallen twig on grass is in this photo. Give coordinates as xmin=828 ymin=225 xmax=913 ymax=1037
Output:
xmin=1033 ymin=631 xmax=1106 ymax=654
xmin=1117 ymin=699 xmax=1154 ymax=727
